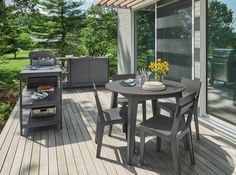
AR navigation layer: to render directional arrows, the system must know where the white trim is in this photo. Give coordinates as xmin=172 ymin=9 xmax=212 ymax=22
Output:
xmin=131 ymin=0 xmax=160 ymax=11
xmin=133 ymin=10 xmax=137 ymax=73
xmin=200 ymin=0 xmax=207 ymax=116
xmin=199 ymin=114 xmax=236 ymax=143
xmin=192 ymin=0 xmax=195 ymax=79
xmin=155 ymin=2 xmax=157 ymax=60
xmin=131 ymin=10 xmax=135 ymax=73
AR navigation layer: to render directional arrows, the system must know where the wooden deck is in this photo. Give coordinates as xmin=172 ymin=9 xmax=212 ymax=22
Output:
xmin=0 ymin=88 xmax=236 ymax=175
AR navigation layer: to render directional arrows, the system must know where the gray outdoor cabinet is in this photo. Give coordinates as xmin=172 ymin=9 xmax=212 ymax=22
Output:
xmin=70 ymin=57 xmax=109 ymax=87
xmin=19 ymin=65 xmax=62 ymax=136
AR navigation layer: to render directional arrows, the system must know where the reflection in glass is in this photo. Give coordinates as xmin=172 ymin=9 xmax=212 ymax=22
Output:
xmin=207 ymin=0 xmax=236 ymax=124
xmin=135 ymin=5 xmax=155 ymax=70
xmin=156 ymin=0 xmax=192 ymax=81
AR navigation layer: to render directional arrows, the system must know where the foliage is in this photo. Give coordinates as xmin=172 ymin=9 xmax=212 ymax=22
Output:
xmin=0 ymin=103 xmax=12 ymax=122
xmin=0 ymin=1 xmax=119 ymax=125
xmin=208 ymin=0 xmax=233 ymax=53
xmin=13 ymin=0 xmax=39 ymax=13
xmin=79 ymin=5 xmax=118 ymax=76
xmin=0 ymin=50 xmax=29 ymax=128
xmin=36 ymin=0 xmax=85 ymax=56
xmin=0 ymin=4 xmax=34 ymax=58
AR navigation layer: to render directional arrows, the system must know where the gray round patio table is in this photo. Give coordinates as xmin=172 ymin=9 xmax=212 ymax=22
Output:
xmin=105 ymin=80 xmax=185 ymax=165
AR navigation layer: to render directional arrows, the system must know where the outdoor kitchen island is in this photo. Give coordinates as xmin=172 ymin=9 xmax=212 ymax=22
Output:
xmin=59 ymin=56 xmax=109 ymax=88
xmin=19 ymin=65 xmax=62 ymax=136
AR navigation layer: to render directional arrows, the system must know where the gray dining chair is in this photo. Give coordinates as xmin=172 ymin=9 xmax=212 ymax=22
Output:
xmin=139 ymin=92 xmax=196 ymax=175
xmin=109 ymin=74 xmax=147 ymax=136
xmin=93 ymin=83 xmax=127 ymax=158
xmin=157 ymin=78 xmax=202 ymax=140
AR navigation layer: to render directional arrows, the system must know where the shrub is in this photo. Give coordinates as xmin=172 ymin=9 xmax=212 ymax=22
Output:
xmin=0 ymin=103 xmax=12 ymax=122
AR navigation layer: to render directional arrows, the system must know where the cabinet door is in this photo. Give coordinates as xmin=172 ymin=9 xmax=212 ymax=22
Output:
xmin=90 ymin=59 xmax=108 ymax=83
xmin=71 ymin=59 xmax=90 ymax=83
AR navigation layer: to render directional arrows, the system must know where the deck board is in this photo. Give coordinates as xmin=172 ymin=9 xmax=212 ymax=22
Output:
xmin=0 ymin=88 xmax=236 ymax=175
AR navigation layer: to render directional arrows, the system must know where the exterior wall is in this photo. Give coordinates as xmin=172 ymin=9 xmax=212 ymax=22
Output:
xmin=117 ymin=9 xmax=133 ymax=74
xmin=194 ymin=0 xmax=201 ymax=79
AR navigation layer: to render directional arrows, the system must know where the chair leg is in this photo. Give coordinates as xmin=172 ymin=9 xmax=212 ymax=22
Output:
xmin=96 ymin=124 xmax=105 ymax=158
xmin=171 ymin=139 xmax=181 ymax=175
xmin=156 ymin=136 xmax=161 ymax=152
xmin=188 ymin=128 xmax=195 ymax=165
xmin=95 ymin=119 xmax=99 ymax=144
xmin=139 ymin=130 xmax=146 ymax=165
xmin=142 ymin=101 xmax=146 ymax=121
xmin=108 ymin=125 xmax=113 ymax=137
xmin=123 ymin=123 xmax=127 ymax=133
xmin=233 ymin=92 xmax=236 ymax=106
xmin=194 ymin=110 xmax=200 ymax=140
xmin=182 ymin=116 xmax=189 ymax=151
xmin=183 ymin=135 xmax=189 ymax=151
xmin=157 ymin=104 xmax=161 ymax=115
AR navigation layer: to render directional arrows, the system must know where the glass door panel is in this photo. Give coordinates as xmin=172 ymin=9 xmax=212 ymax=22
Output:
xmin=156 ymin=0 xmax=192 ymax=81
xmin=207 ymin=0 xmax=236 ymax=124
xmin=135 ymin=4 xmax=155 ymax=70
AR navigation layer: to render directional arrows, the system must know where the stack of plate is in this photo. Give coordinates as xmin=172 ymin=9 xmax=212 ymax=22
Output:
xmin=142 ymin=81 xmax=165 ymax=91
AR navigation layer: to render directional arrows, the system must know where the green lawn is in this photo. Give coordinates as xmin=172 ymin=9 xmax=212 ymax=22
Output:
xmin=0 ymin=50 xmax=30 ymax=71
xmin=0 ymin=50 xmax=30 ymax=129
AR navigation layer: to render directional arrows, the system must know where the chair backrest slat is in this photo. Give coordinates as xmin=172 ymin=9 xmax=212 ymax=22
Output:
xmin=171 ymin=92 xmax=196 ymax=135
xmin=181 ymin=77 xmax=202 ymax=114
xmin=180 ymin=101 xmax=195 ymax=116
xmin=112 ymin=74 xmax=135 ymax=81
xmin=93 ymin=83 xmax=105 ymax=122
xmin=181 ymin=77 xmax=201 ymax=95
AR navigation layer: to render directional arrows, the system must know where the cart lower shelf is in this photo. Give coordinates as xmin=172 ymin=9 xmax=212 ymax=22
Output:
xmin=22 ymin=110 xmax=61 ymax=129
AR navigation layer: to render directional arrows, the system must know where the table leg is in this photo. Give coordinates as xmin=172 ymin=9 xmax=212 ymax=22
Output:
xmin=110 ymin=92 xmax=118 ymax=108
xmin=127 ymin=97 xmax=138 ymax=165
xmin=151 ymin=99 xmax=157 ymax=117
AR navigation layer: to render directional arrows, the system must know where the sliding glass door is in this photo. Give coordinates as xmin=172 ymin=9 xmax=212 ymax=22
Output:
xmin=156 ymin=0 xmax=192 ymax=81
xmin=135 ymin=4 xmax=155 ymax=70
xmin=207 ymin=0 xmax=236 ymax=124
xmin=135 ymin=0 xmax=193 ymax=81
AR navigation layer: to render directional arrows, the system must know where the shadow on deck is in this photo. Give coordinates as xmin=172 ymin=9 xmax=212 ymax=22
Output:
xmin=0 ymin=88 xmax=235 ymax=175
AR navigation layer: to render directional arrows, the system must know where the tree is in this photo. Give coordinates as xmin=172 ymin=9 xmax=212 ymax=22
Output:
xmin=0 ymin=0 xmax=5 ymax=18
xmin=13 ymin=0 xmax=39 ymax=13
xmin=0 ymin=4 xmax=20 ymax=58
xmin=79 ymin=5 xmax=117 ymax=76
xmin=208 ymin=0 xmax=233 ymax=52
xmin=37 ymin=0 xmax=85 ymax=55
xmin=0 ymin=1 xmax=34 ymax=58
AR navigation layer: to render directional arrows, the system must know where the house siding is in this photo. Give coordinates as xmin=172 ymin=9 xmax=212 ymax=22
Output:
xmin=117 ymin=9 xmax=133 ymax=74
xmin=194 ymin=0 xmax=201 ymax=79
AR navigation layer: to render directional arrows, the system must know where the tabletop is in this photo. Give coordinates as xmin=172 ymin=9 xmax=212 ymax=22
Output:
xmin=105 ymin=80 xmax=185 ymax=96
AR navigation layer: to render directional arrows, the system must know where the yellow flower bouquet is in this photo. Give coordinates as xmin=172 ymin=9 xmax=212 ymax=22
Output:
xmin=148 ymin=58 xmax=169 ymax=82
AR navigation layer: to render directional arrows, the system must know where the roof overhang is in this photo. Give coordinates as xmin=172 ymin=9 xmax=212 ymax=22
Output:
xmin=97 ymin=0 xmax=158 ymax=9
